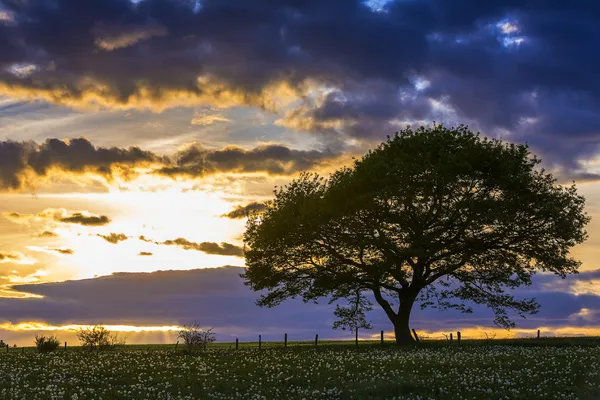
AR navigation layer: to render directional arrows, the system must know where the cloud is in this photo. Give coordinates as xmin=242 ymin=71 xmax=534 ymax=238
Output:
xmin=58 ymin=213 xmax=110 ymax=226
xmin=137 ymin=235 xmax=244 ymax=257
xmin=33 ymin=230 xmax=59 ymax=238
xmin=0 ymin=138 xmax=337 ymax=191
xmin=190 ymin=114 xmax=230 ymax=126
xmin=93 ymin=21 xmax=168 ymax=51
xmin=222 ymin=201 xmax=267 ymax=219
xmin=50 ymin=248 xmax=74 ymax=255
xmin=0 ymin=252 xmax=36 ymax=265
xmin=0 ymin=0 xmax=598 ymax=177
xmin=0 ymin=138 xmax=160 ymax=190
xmin=190 ymin=109 xmax=231 ymax=126
xmin=27 ymin=246 xmax=74 ymax=256
xmin=138 ymin=252 xmax=153 ymax=256
xmin=0 ymin=11 xmax=13 ymax=23
xmin=97 ymin=233 xmax=128 ymax=244
xmin=156 ymin=143 xmax=337 ymax=178
xmin=161 ymin=238 xmax=244 ymax=257
xmin=4 ymin=209 xmax=111 ymax=226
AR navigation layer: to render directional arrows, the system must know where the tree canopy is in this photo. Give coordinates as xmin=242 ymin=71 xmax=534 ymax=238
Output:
xmin=242 ymin=125 xmax=590 ymax=344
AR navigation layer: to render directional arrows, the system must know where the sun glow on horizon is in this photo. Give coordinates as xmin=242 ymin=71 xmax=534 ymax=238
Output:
xmin=0 ymin=321 xmax=183 ymax=333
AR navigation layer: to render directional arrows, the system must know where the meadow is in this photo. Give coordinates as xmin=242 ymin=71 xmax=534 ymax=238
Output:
xmin=1 ymin=339 xmax=600 ymax=399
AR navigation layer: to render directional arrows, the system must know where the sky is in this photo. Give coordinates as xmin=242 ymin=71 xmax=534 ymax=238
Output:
xmin=0 ymin=0 xmax=600 ymax=346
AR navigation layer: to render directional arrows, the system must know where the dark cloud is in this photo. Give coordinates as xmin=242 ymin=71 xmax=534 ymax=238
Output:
xmin=0 ymin=138 xmax=338 ymax=190
xmin=222 ymin=201 xmax=267 ymax=219
xmin=97 ymin=233 xmax=128 ymax=244
xmin=161 ymin=238 xmax=244 ymax=257
xmin=0 ymin=0 xmax=598 ymax=177
xmin=137 ymin=234 xmax=244 ymax=257
xmin=0 ymin=138 xmax=159 ymax=190
xmin=4 ymin=208 xmax=112 ymax=226
xmin=49 ymin=248 xmax=74 ymax=255
xmin=1 ymin=267 xmax=600 ymax=341
xmin=58 ymin=213 xmax=110 ymax=226
xmin=156 ymin=144 xmax=338 ymax=178
xmin=34 ymin=230 xmax=59 ymax=238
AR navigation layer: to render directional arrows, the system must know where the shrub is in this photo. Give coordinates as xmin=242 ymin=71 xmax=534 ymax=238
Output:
xmin=34 ymin=334 xmax=61 ymax=353
xmin=76 ymin=325 xmax=125 ymax=351
xmin=177 ymin=322 xmax=215 ymax=354
xmin=0 ymin=340 xmax=5 ymax=348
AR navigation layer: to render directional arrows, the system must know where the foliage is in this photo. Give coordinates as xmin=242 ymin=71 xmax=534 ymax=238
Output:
xmin=34 ymin=334 xmax=61 ymax=353
xmin=76 ymin=324 xmax=125 ymax=351
xmin=332 ymin=290 xmax=373 ymax=331
xmin=242 ymin=124 xmax=590 ymax=344
xmin=0 ymin=345 xmax=599 ymax=399
xmin=0 ymin=339 xmax=5 ymax=348
xmin=177 ymin=322 xmax=215 ymax=354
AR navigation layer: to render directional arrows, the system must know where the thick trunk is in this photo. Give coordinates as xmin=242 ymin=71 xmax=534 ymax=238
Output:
xmin=372 ymin=284 xmax=419 ymax=345
xmin=393 ymin=312 xmax=414 ymax=345
xmin=393 ymin=292 xmax=417 ymax=345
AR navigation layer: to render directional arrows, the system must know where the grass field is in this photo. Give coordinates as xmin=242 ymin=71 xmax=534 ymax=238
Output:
xmin=1 ymin=338 xmax=599 ymax=399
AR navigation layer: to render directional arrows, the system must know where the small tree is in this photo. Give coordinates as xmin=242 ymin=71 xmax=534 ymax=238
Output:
xmin=332 ymin=290 xmax=373 ymax=341
xmin=243 ymin=124 xmax=590 ymax=345
xmin=34 ymin=334 xmax=60 ymax=353
xmin=76 ymin=325 xmax=124 ymax=351
xmin=177 ymin=322 xmax=215 ymax=354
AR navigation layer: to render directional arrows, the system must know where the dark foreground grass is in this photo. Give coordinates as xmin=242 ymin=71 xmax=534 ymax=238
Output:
xmin=1 ymin=338 xmax=600 ymax=399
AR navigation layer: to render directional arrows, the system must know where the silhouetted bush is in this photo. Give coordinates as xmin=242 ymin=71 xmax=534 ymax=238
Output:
xmin=177 ymin=322 xmax=215 ymax=354
xmin=34 ymin=334 xmax=61 ymax=353
xmin=76 ymin=325 xmax=125 ymax=351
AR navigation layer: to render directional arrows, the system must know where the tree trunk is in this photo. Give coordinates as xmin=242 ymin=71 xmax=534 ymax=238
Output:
xmin=393 ymin=292 xmax=417 ymax=345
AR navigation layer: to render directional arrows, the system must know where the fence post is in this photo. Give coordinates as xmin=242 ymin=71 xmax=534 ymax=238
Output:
xmin=284 ymin=333 xmax=288 ymax=348
xmin=21 ymin=347 xmax=24 ymax=354
xmin=235 ymin=338 xmax=239 ymax=350
xmin=537 ymin=329 xmax=540 ymax=343
xmin=258 ymin=335 xmax=262 ymax=350
xmin=65 ymin=342 xmax=67 ymax=351
xmin=315 ymin=334 xmax=318 ymax=347
xmin=174 ymin=340 xmax=179 ymax=351
xmin=412 ymin=329 xmax=420 ymax=344
xmin=457 ymin=331 xmax=461 ymax=345
xmin=450 ymin=333 xmax=453 ymax=342
xmin=355 ymin=327 xmax=358 ymax=348
xmin=381 ymin=330 xmax=384 ymax=346
xmin=5 ymin=344 xmax=8 ymax=353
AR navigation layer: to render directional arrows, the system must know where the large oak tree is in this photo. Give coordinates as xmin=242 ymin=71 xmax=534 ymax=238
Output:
xmin=242 ymin=125 xmax=589 ymax=344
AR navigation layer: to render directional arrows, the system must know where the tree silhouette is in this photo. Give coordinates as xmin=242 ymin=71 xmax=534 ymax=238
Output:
xmin=242 ymin=125 xmax=590 ymax=345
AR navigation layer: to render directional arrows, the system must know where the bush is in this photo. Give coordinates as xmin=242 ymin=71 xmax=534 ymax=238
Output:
xmin=0 ymin=340 xmax=5 ymax=348
xmin=76 ymin=325 xmax=125 ymax=351
xmin=34 ymin=334 xmax=61 ymax=353
xmin=177 ymin=322 xmax=215 ymax=354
